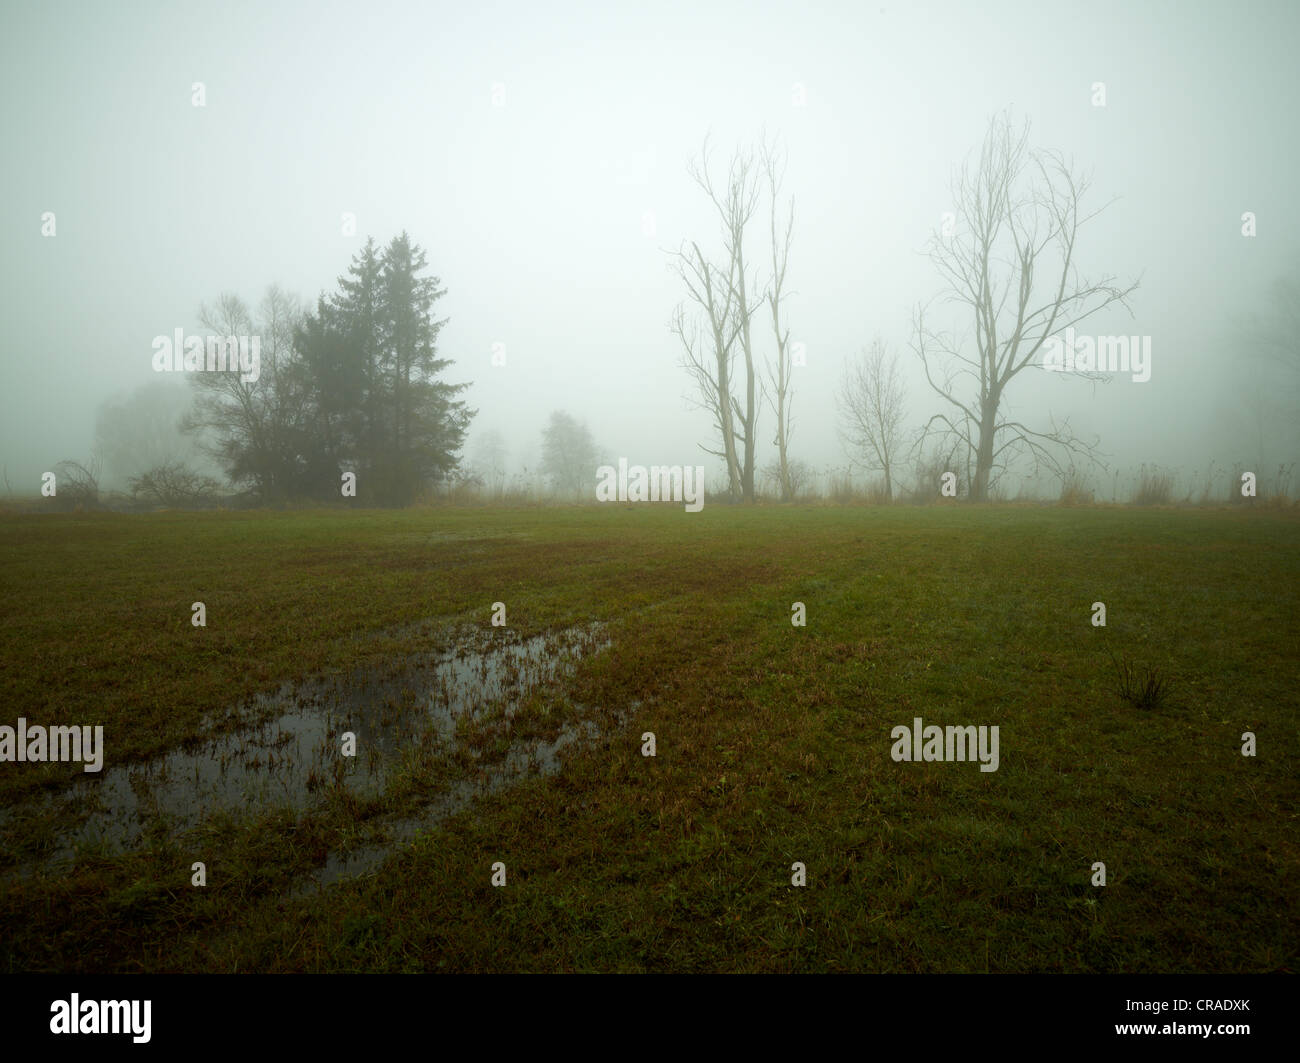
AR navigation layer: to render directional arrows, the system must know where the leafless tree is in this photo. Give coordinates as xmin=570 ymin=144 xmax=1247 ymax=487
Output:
xmin=762 ymin=140 xmax=797 ymax=501
xmin=182 ymin=285 xmax=308 ymax=500
xmin=912 ymin=111 xmax=1140 ymax=501
xmin=671 ymin=136 xmax=765 ymax=502
xmin=837 ymin=337 xmax=906 ymax=500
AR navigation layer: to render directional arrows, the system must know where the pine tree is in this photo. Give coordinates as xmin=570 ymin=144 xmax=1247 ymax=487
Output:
xmin=330 ymin=236 xmax=385 ymax=473
xmin=370 ymin=232 xmax=473 ymax=504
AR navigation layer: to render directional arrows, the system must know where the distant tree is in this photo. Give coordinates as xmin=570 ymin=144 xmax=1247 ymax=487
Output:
xmin=540 ymin=411 xmax=599 ymax=500
xmin=295 ymin=238 xmax=384 ymax=488
xmin=837 ymin=337 xmax=907 ymax=501
xmin=471 ymin=428 xmax=509 ymax=500
xmin=292 ymin=293 xmax=364 ymax=497
xmin=1242 ymin=262 xmax=1300 ymax=381
xmin=761 ymin=141 xmax=797 ymax=501
xmin=671 ymin=136 xmax=767 ymax=503
xmin=913 ymin=112 xmax=1139 ymax=501
xmin=182 ymin=285 xmax=311 ymax=502
xmin=1238 ymin=260 xmax=1300 ymax=462
xmin=95 ymin=379 xmax=204 ymax=487
xmin=371 ymin=232 xmax=473 ymax=504
xmin=193 ymin=235 xmax=475 ymax=506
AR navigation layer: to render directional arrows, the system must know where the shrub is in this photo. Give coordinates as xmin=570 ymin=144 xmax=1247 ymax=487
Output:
xmin=50 ymin=458 xmax=102 ymax=510
xmin=1058 ymin=466 xmax=1094 ymax=506
xmin=909 ymin=451 xmax=964 ymax=503
xmin=1131 ymin=464 xmax=1173 ymax=506
xmin=129 ymin=462 xmax=223 ymax=508
xmin=1107 ymin=646 xmax=1172 ymax=709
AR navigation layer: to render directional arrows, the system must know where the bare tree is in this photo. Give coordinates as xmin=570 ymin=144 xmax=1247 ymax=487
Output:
xmin=837 ymin=337 xmax=906 ymax=500
xmin=912 ymin=112 xmax=1140 ymax=501
xmin=182 ymin=286 xmax=309 ymax=501
xmin=671 ymin=136 xmax=764 ymax=502
xmin=762 ymin=139 xmax=797 ymax=501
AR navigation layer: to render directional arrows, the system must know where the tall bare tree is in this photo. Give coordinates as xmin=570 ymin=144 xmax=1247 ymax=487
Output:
xmin=671 ymin=137 xmax=765 ymax=502
xmin=837 ymin=337 xmax=906 ymax=500
xmin=913 ymin=112 xmax=1140 ymax=501
xmin=671 ymin=262 xmax=742 ymax=500
xmin=762 ymin=140 xmax=796 ymax=501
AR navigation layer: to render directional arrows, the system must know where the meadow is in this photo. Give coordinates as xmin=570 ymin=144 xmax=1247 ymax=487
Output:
xmin=0 ymin=502 xmax=1295 ymax=972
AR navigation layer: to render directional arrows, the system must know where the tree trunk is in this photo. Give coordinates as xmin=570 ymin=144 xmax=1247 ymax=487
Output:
xmin=972 ymin=394 xmax=998 ymax=502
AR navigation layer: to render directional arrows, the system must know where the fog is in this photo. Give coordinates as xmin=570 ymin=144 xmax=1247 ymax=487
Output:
xmin=3 ymin=0 xmax=1297 ymax=501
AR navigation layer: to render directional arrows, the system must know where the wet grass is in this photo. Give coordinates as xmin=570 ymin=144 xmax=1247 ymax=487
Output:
xmin=0 ymin=504 xmax=1297 ymax=972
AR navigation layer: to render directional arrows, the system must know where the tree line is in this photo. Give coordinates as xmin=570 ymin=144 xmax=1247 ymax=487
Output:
xmin=671 ymin=112 xmax=1146 ymax=505
xmin=63 ymin=111 xmax=1299 ymax=509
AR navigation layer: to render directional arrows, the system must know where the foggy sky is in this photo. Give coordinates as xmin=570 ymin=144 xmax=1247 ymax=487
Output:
xmin=3 ymin=0 xmax=1297 ymax=497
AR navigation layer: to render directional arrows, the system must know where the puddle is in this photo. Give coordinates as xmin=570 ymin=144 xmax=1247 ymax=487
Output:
xmin=0 ymin=622 xmax=613 ymax=878
xmin=302 ymin=706 xmax=635 ymax=893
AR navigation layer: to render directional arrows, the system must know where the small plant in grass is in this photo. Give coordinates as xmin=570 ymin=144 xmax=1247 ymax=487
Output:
xmin=1106 ymin=645 xmax=1172 ymax=708
xmin=1058 ymin=465 xmax=1094 ymax=506
xmin=1262 ymin=462 xmax=1295 ymax=508
xmin=1131 ymin=464 xmax=1174 ymax=506
xmin=1195 ymin=461 xmax=1220 ymax=506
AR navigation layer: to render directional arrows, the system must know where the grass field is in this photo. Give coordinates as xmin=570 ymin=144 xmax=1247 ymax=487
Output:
xmin=0 ymin=503 xmax=1296 ymax=972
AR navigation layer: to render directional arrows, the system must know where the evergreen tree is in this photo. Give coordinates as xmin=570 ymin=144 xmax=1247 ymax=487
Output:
xmin=188 ymin=233 xmax=472 ymax=505
xmin=330 ymin=236 xmax=385 ymax=474
xmin=370 ymin=231 xmax=473 ymax=504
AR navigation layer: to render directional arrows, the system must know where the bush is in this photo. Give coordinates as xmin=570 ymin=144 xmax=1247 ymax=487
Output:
xmin=1107 ymin=646 xmax=1173 ymax=709
xmin=760 ymin=458 xmax=816 ymax=501
xmin=1256 ymin=463 xmax=1295 ymax=507
xmin=129 ymin=462 xmax=223 ymax=508
xmin=908 ymin=451 xmax=964 ymax=503
xmin=828 ymin=469 xmax=858 ymax=504
xmin=1131 ymin=464 xmax=1174 ymax=506
xmin=50 ymin=458 xmax=102 ymax=511
xmin=1058 ymin=466 xmax=1094 ymax=506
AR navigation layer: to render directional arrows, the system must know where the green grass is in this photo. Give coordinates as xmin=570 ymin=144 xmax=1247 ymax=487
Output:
xmin=0 ymin=503 xmax=1296 ymax=972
